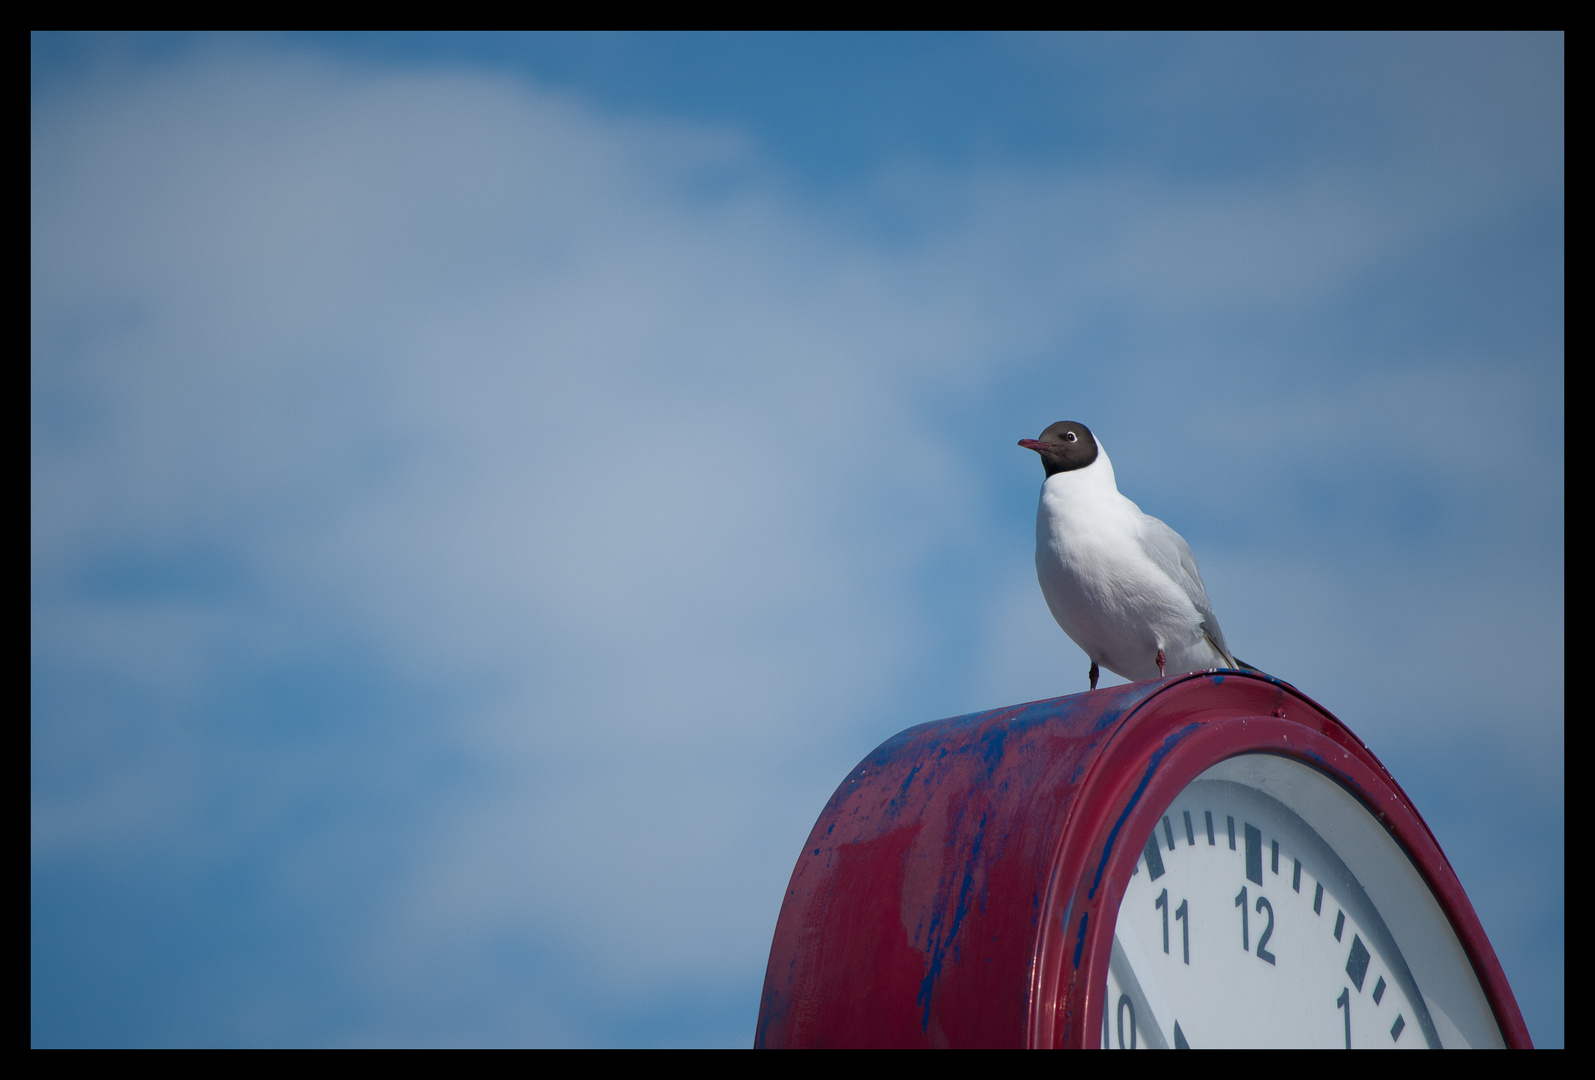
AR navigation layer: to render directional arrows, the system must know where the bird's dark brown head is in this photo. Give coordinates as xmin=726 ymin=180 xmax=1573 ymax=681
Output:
xmin=1018 ymin=421 xmax=1099 ymax=477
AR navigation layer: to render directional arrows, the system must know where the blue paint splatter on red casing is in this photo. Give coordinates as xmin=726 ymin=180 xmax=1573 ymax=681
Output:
xmin=916 ymin=808 xmax=988 ymax=1032
xmin=1086 ymin=721 xmax=1199 ymax=901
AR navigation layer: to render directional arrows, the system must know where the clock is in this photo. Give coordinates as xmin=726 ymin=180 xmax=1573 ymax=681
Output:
xmin=755 ymin=672 xmax=1529 ymax=1048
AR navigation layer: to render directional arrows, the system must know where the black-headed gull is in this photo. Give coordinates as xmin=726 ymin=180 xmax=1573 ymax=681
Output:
xmin=1019 ymin=421 xmax=1248 ymax=690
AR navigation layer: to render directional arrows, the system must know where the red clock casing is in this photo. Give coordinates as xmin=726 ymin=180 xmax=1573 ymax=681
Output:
xmin=753 ymin=671 xmax=1530 ymax=1048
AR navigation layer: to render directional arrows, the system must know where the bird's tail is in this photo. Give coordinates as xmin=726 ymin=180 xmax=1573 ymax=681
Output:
xmin=1231 ymin=656 xmax=1272 ymax=677
xmin=1203 ymin=629 xmax=1250 ymax=674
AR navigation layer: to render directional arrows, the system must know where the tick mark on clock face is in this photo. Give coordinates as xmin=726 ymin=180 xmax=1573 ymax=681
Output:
xmin=1143 ymin=833 xmax=1166 ymax=881
xmin=1346 ymin=935 xmax=1371 ymax=990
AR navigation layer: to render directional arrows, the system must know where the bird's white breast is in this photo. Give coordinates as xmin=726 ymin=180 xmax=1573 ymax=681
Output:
xmin=1033 ymin=456 xmax=1209 ymax=680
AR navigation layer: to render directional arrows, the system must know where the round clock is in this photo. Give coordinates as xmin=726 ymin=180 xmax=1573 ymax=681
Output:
xmin=755 ymin=672 xmax=1529 ymax=1048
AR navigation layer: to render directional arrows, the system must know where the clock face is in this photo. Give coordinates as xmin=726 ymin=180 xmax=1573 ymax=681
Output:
xmin=1104 ymin=754 xmax=1504 ymax=1049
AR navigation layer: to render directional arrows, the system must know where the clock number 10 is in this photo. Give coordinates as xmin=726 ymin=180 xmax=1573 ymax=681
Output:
xmin=1154 ymin=888 xmax=1190 ymax=964
xmin=1234 ymin=886 xmax=1277 ymax=965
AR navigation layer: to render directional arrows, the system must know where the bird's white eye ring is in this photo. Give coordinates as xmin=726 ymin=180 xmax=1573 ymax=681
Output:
xmin=1064 ymin=431 xmax=1077 ymax=443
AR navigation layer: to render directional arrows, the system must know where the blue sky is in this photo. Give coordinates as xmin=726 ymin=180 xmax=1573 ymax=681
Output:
xmin=32 ymin=32 xmax=1562 ymax=1047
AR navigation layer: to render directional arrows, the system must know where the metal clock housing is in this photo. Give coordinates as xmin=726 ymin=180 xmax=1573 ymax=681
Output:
xmin=757 ymin=672 xmax=1529 ymax=1048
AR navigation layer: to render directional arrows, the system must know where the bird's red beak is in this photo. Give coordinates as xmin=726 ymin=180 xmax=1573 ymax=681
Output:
xmin=1018 ymin=439 xmax=1047 ymax=452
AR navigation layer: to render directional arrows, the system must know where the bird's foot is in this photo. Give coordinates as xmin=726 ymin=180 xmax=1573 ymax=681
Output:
xmin=1089 ymin=662 xmax=1099 ymax=691
xmin=1156 ymin=649 xmax=1166 ymax=677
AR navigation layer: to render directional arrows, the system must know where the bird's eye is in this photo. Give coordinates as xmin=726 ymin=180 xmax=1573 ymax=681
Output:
xmin=1064 ymin=431 xmax=1077 ymax=443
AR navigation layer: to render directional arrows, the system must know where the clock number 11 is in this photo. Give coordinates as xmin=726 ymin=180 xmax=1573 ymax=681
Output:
xmin=1154 ymin=888 xmax=1191 ymax=964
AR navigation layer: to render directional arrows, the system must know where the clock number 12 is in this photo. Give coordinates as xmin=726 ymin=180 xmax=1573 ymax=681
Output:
xmin=1235 ymin=887 xmax=1276 ymax=964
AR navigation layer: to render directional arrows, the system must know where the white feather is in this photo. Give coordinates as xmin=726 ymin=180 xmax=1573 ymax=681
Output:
xmin=1034 ymin=439 xmax=1235 ymax=683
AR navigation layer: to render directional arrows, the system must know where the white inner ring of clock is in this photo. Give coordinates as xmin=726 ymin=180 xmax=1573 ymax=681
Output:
xmin=1102 ymin=753 xmax=1503 ymax=1049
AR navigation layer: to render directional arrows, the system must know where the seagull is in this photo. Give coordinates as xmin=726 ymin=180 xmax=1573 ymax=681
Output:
xmin=1019 ymin=421 xmax=1250 ymax=690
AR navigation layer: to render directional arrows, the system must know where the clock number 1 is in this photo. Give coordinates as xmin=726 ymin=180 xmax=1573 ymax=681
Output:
xmin=1337 ymin=987 xmax=1351 ymax=1049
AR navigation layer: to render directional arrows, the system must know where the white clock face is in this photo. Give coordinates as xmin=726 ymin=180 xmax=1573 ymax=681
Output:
xmin=1103 ymin=754 xmax=1504 ymax=1049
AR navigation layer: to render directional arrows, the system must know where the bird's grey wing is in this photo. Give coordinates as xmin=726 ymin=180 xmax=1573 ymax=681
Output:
xmin=1135 ymin=514 xmax=1238 ymax=667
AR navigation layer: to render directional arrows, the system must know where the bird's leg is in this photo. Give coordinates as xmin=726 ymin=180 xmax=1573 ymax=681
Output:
xmin=1089 ymin=662 xmax=1099 ymax=691
xmin=1156 ymin=649 xmax=1166 ymax=677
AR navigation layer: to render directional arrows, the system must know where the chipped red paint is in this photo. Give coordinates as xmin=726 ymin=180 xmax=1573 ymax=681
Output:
xmin=754 ymin=671 xmax=1530 ymax=1049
